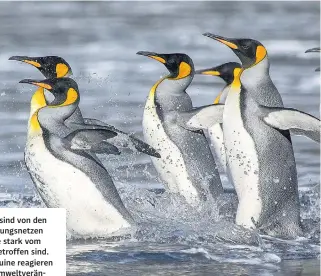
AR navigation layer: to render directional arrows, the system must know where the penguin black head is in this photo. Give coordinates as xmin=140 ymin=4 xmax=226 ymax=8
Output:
xmin=9 ymin=56 xmax=72 ymax=78
xmin=195 ymin=62 xmax=242 ymax=85
xmin=305 ymin=47 xmax=320 ymax=71
xmin=203 ymin=33 xmax=267 ymax=69
xmin=136 ymin=51 xmax=194 ymax=79
xmin=19 ymin=77 xmax=79 ymax=106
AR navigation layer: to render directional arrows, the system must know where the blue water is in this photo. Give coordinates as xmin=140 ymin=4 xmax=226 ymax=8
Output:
xmin=0 ymin=2 xmax=319 ymax=275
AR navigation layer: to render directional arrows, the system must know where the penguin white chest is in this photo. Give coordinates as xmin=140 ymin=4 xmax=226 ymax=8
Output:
xmin=25 ymin=135 xmax=130 ymax=237
xmin=142 ymin=95 xmax=200 ymax=206
xmin=223 ymin=91 xmax=262 ymax=229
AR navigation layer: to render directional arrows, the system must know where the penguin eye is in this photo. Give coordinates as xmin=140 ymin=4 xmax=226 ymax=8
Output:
xmin=167 ymin=58 xmax=175 ymax=65
xmin=242 ymin=44 xmax=250 ymax=50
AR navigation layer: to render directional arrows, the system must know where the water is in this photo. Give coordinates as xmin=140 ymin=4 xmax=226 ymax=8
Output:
xmin=0 ymin=1 xmax=320 ymax=275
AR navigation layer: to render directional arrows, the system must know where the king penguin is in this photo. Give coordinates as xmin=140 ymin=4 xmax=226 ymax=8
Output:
xmin=195 ymin=62 xmax=242 ymax=173
xmin=136 ymin=51 xmax=223 ymax=207
xmin=19 ymin=77 xmax=135 ymax=238
xmin=9 ymin=55 xmax=160 ymax=158
xmin=181 ymin=34 xmax=321 ymax=238
xmin=305 ymin=47 xmax=320 ymax=71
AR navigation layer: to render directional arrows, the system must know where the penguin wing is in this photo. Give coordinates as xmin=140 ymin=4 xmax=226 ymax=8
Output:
xmin=260 ymin=106 xmax=320 ymax=143
xmin=90 ymin=141 xmax=121 ymax=155
xmin=177 ymin=104 xmax=224 ymax=131
xmin=84 ymin=118 xmax=119 ymax=132
xmin=63 ymin=128 xmax=121 ymax=155
xmin=73 ymin=119 xmax=161 ymax=158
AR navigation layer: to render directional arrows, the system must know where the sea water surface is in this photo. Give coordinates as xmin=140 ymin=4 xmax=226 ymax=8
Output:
xmin=0 ymin=2 xmax=320 ymax=275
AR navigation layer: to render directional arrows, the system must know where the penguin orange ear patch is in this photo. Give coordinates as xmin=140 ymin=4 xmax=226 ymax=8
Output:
xmin=255 ymin=46 xmax=267 ymax=64
xmin=23 ymin=60 xmax=41 ymax=68
xmin=61 ymin=88 xmax=78 ymax=106
xmin=173 ymin=62 xmax=192 ymax=80
xmin=56 ymin=63 xmax=69 ymax=78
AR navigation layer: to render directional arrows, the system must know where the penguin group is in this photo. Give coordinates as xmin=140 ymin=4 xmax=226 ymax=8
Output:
xmin=9 ymin=33 xmax=320 ymax=240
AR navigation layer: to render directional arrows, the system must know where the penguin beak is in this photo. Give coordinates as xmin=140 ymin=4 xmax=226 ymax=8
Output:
xmin=136 ymin=51 xmax=166 ymax=64
xmin=195 ymin=68 xmax=220 ymax=76
xmin=19 ymin=79 xmax=52 ymax=90
xmin=203 ymin=33 xmax=239 ymax=50
xmin=9 ymin=56 xmax=41 ymax=68
xmin=305 ymin=47 xmax=320 ymax=53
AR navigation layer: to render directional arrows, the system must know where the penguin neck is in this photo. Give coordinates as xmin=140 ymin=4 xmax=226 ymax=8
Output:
xmin=28 ymin=88 xmax=47 ymax=137
xmin=214 ymin=84 xmax=230 ymax=104
xmin=240 ymin=56 xmax=271 ymax=89
xmin=146 ymin=75 xmax=193 ymax=112
xmin=229 ymin=68 xmax=243 ymax=93
xmin=65 ymin=106 xmax=84 ymax=125
xmin=240 ymin=55 xmax=284 ymax=106
xmin=37 ymin=102 xmax=78 ymax=135
xmin=38 ymin=86 xmax=80 ymax=134
xmin=155 ymin=74 xmax=193 ymax=95
xmin=29 ymin=88 xmax=46 ymax=121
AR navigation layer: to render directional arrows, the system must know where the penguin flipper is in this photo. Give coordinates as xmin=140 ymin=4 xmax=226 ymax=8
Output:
xmin=84 ymin=118 xmax=119 ymax=132
xmin=127 ymin=134 xmax=161 ymax=158
xmin=90 ymin=141 xmax=121 ymax=155
xmin=64 ymin=128 xmax=121 ymax=154
xmin=81 ymin=118 xmax=161 ymax=158
xmin=260 ymin=106 xmax=320 ymax=143
xmin=177 ymin=104 xmax=224 ymax=131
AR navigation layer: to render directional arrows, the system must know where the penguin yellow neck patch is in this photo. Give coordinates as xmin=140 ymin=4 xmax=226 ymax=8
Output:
xmin=29 ymin=111 xmax=41 ymax=133
xmin=170 ymin=62 xmax=191 ymax=80
xmin=214 ymin=91 xmax=223 ymax=104
xmin=149 ymin=76 xmax=167 ymax=98
xmin=56 ymin=63 xmax=69 ymax=78
xmin=255 ymin=45 xmax=267 ymax=65
xmin=30 ymin=88 xmax=47 ymax=116
xmin=231 ymin=68 xmax=243 ymax=90
xmin=23 ymin=60 xmax=41 ymax=68
xmin=29 ymin=88 xmax=47 ymax=134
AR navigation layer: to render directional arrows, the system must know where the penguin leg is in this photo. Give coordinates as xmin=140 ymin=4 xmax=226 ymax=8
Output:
xmin=259 ymin=106 xmax=320 ymax=143
xmin=260 ymin=204 xmax=304 ymax=239
xmin=76 ymin=119 xmax=161 ymax=158
xmin=177 ymin=104 xmax=224 ymax=131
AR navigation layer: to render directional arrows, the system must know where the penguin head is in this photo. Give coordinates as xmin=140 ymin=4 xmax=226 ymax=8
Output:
xmin=9 ymin=56 xmax=72 ymax=78
xmin=19 ymin=77 xmax=79 ymax=107
xmin=195 ymin=62 xmax=242 ymax=85
xmin=136 ymin=51 xmax=194 ymax=80
xmin=203 ymin=33 xmax=267 ymax=69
